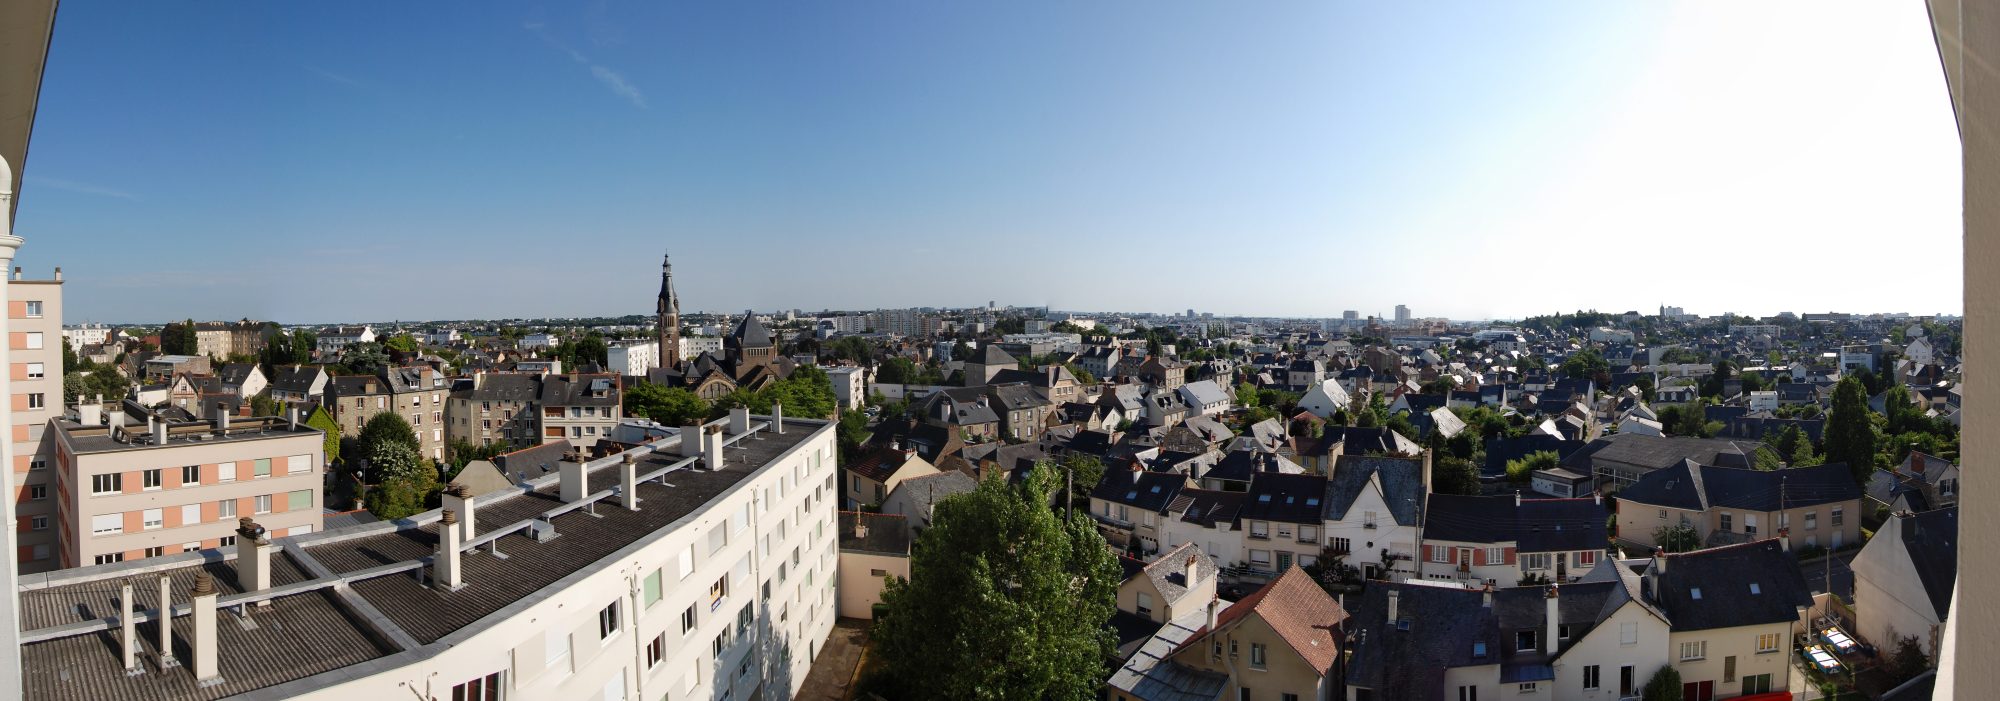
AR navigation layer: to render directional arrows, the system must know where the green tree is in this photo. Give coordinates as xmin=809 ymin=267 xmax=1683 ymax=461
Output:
xmin=343 ymin=342 xmax=390 ymax=376
xmin=1061 ymin=455 xmax=1106 ymax=497
xmin=61 ymin=372 xmax=83 ymax=405
xmin=445 ymin=437 xmax=510 ymax=479
xmin=1146 ymin=337 xmax=1163 ymax=357
xmin=573 ymin=335 xmax=608 ymax=367
xmin=365 ymin=439 xmax=426 ymax=485
xmin=1823 ymin=376 xmax=1878 ymax=483
xmin=625 ymin=382 xmax=711 ymax=426
xmin=62 ymin=337 xmax=80 ymax=374
xmin=877 ymin=357 xmax=919 ymax=385
xmin=1561 ymin=348 xmax=1608 ymax=381
xmin=1641 ymin=665 xmax=1683 ymax=701
xmin=382 ymin=334 xmax=420 ymax=353
xmin=1888 ymin=634 xmax=1929 ymax=685
xmin=1505 ymin=450 xmax=1558 ymax=484
xmin=871 ymin=463 xmax=1119 ymax=700
xmin=1237 ymin=382 xmax=1260 ymax=408
xmin=367 ymin=447 xmax=438 ymax=521
xmin=358 ymin=412 xmax=422 ymax=472
xmin=1652 ymin=524 xmax=1700 ymax=553
xmin=290 ymin=329 xmax=317 ymax=363
xmin=1432 ymin=456 xmax=1482 ymax=496
xmin=248 ymin=395 xmax=282 ymax=417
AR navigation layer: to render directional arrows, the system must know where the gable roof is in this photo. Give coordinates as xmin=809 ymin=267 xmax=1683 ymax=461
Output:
xmin=1896 ymin=507 xmax=1958 ymax=619
xmin=1187 ymin=567 xmax=1346 ymax=675
xmin=1144 ymin=542 xmax=1218 ymax=608
xmin=839 ymin=511 xmax=912 ymax=556
xmin=1650 ymin=539 xmax=1814 ymax=632
xmin=1324 ymin=455 xmax=1426 ymax=526
xmin=1165 ymin=488 xmax=1247 ymax=529
xmin=970 ymin=343 xmax=1016 ymax=366
xmin=1237 ymin=473 xmax=1328 ymax=525
xmin=1561 ymin=433 xmax=1769 ymax=471
xmin=1616 ymin=460 xmax=1861 ymax=513
xmin=885 ymin=470 xmax=977 ymax=516
xmin=1421 ymin=494 xmax=1607 ymax=552
xmin=730 ymin=315 xmax=772 ymax=348
xmin=1091 ymin=469 xmax=1188 ymax=514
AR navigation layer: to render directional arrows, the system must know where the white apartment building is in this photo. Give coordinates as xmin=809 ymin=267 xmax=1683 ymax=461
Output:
xmin=682 ymin=336 xmax=724 ymax=360
xmin=60 ymin=321 xmax=109 ymax=348
xmin=824 ymin=366 xmax=867 ymax=410
xmin=315 ymin=325 xmax=376 ymax=352
xmin=15 ymin=412 xmax=839 ymax=701
xmin=12 ymin=271 xmax=63 ymax=573
xmin=607 ymin=340 xmax=659 ymax=376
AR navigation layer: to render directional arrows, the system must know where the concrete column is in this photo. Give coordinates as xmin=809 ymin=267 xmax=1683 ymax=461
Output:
xmin=237 ymin=519 xmax=271 ymax=605
xmin=120 ymin=581 xmax=137 ymax=672
xmin=191 ymin=571 xmax=219 ymax=682
xmin=158 ymin=576 xmax=177 ymax=668
xmin=620 ymin=453 xmax=638 ymax=511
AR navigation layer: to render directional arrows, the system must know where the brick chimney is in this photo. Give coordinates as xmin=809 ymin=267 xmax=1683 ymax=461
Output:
xmin=190 ymin=571 xmax=220 ymax=682
xmin=441 ymin=483 xmax=475 ymax=542
xmin=559 ymin=452 xmax=588 ymax=503
xmin=620 ymin=453 xmax=639 ymax=511
xmin=435 ymin=509 xmax=464 ymax=591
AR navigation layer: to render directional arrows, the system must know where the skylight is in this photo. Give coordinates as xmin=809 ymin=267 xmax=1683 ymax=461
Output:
xmin=1126 ymin=491 xmax=1138 ymax=499
xmin=1258 ymin=495 xmax=1271 ymax=502
xmin=1749 ymin=583 xmax=1761 ymax=595
xmin=1307 ymin=498 xmax=1320 ymax=506
xmin=1150 ymin=486 xmax=1161 ymax=493
xmin=1690 ymin=588 xmax=1702 ymax=600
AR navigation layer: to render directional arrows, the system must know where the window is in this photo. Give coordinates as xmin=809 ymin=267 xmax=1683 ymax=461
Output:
xmin=1743 ymin=674 xmax=1774 ymax=695
xmin=27 ymin=484 xmax=45 ymax=500
xmin=1249 ymin=643 xmax=1267 ymax=669
xmin=254 ymin=458 xmax=271 ymax=478
xmin=1723 ymin=655 xmax=1736 ymax=683
xmin=681 ymin=604 xmax=697 ymax=635
xmin=1832 ymin=505 xmax=1844 ymax=525
xmin=289 ymin=490 xmax=312 ymax=511
xmin=30 ymin=515 xmax=46 ymax=530
xmin=23 ymin=362 xmax=39 ymax=379
xmin=219 ymin=463 xmax=236 ymax=483
xmin=143 ymin=546 xmax=165 ymax=558
xmin=710 ymin=575 xmax=728 ymax=611
xmin=1558 ymin=624 xmax=1570 ymax=640
xmin=736 ymin=603 xmax=754 ymax=635
xmin=678 ymin=544 xmax=695 ymax=579
xmin=1363 ymin=510 xmax=1378 ymax=528
xmin=643 ymin=569 xmax=663 ymax=608
xmin=24 ymin=393 xmax=42 ymax=409
xmin=181 ymin=504 xmax=200 ymax=525
xmin=1806 ymin=511 xmax=1817 ymax=530
xmin=1582 ymin=664 xmax=1600 ymax=690
xmin=1522 ymin=553 xmax=1550 ymax=570
xmin=91 ymin=473 xmax=121 ymax=495
xmin=647 ymin=632 xmax=666 ymax=668
xmin=219 ymin=499 xmax=238 ymax=518
xmin=142 ymin=469 xmax=162 ymax=490
xmin=1756 ymin=633 xmax=1781 ymax=653
xmin=23 ymin=332 xmax=41 ymax=349
xmin=599 ymin=601 xmax=621 ymax=640
xmin=1516 ymin=630 xmax=1537 ymax=651
xmin=95 ymin=553 xmax=124 ymax=565
xmin=92 ymin=513 xmax=121 ymax=535
xmin=1659 ymin=509 xmax=1667 ymax=520
xmin=1458 ymin=686 xmax=1477 ymax=701
xmin=31 ymin=544 xmax=48 ymax=560
xmin=1473 ymin=641 xmax=1488 ymax=658
xmin=451 ymin=672 xmax=502 ymax=701
xmin=1720 ymin=512 xmax=1732 ymax=532
xmin=219 ymin=535 xmax=236 ymax=547
xmin=182 ymin=465 xmax=200 ymax=485
xmin=28 ymin=457 xmax=43 ymax=470
xmin=1333 ymin=537 xmax=1351 ymax=553
xmin=1136 ymin=592 xmax=1153 ymax=617
xmin=1431 ymin=547 xmax=1450 ymax=563
xmin=23 ymin=301 xmax=40 ymax=317
xmin=143 ymin=509 xmax=163 ymax=530
xmin=1744 ymin=514 xmax=1757 ymax=536
xmin=711 ymin=627 xmax=732 ymax=658
xmin=1620 ymin=622 xmax=1637 ymax=645
xmin=1679 ymin=640 xmax=1707 ymax=660
xmin=544 ymin=627 xmax=570 ymax=668
xmin=254 ymin=494 xmax=272 ymax=514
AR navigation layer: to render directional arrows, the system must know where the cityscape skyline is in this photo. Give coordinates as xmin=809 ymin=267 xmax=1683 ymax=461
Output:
xmin=12 ymin=1 xmax=1963 ymax=323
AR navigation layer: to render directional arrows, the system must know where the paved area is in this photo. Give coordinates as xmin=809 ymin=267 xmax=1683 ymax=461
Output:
xmin=795 ymin=617 xmax=872 ymax=701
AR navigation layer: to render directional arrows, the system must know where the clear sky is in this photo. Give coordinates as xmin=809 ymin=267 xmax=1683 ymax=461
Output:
xmin=14 ymin=1 xmax=1960 ymax=324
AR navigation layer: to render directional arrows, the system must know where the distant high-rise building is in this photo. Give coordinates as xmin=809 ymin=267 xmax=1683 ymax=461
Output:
xmin=1343 ymin=310 xmax=1359 ymax=320
xmin=1187 ymin=309 xmax=1196 ymax=318
xmin=1394 ymin=305 xmax=1411 ymax=324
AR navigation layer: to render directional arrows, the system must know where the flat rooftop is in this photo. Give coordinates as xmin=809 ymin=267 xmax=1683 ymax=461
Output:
xmin=17 ymin=416 xmax=829 ymax=701
xmin=54 ymin=416 xmax=323 ymax=455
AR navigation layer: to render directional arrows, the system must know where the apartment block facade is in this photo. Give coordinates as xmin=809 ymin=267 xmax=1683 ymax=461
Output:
xmin=327 ymin=366 xmax=450 ymax=462
xmin=50 ymin=410 xmax=323 ymax=568
xmin=10 ymin=272 xmax=61 ymax=572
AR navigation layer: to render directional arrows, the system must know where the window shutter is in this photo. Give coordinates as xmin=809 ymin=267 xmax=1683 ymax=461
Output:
xmin=1504 ymin=547 xmax=1517 ymax=565
xmin=1422 ymin=545 xmax=1433 ymax=562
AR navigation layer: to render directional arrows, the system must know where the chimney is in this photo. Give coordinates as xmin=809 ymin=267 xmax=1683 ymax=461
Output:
xmin=855 ymin=518 xmax=869 ymax=538
xmin=1483 ymin=583 xmax=1493 ymax=608
xmin=729 ymin=407 xmax=750 ymax=435
xmin=287 ymin=403 xmax=299 ymax=431
xmin=435 ymin=509 xmax=464 ymax=591
xmin=215 ymin=402 xmax=230 ymax=433
xmin=1387 ymin=589 xmax=1400 ymax=624
xmin=559 ymin=452 xmax=588 ymax=503
xmin=1206 ymin=598 xmax=1219 ymax=632
xmin=153 ymin=419 xmax=167 ymax=446
xmin=121 ymin=580 xmax=138 ymax=671
xmin=237 ymin=518 xmax=272 ymax=604
xmin=773 ymin=402 xmax=784 ymax=434
xmin=1514 ymin=490 xmax=1522 ymax=507
xmin=77 ymin=399 xmax=101 ymax=427
xmin=1779 ymin=527 xmax=1790 ymax=552
xmin=190 ymin=571 xmax=220 ymax=682
xmin=106 ymin=401 xmax=125 ymax=441
xmin=681 ymin=423 xmax=703 ymax=457
xmin=441 ymin=483 xmax=475 ymax=542
xmin=1545 ymin=584 xmax=1560 ymax=655
xmin=364 ymin=380 xmax=377 ymax=394
xmin=10 ymin=267 xmax=17 ymax=280
xmin=53 ymin=267 xmax=61 ymax=281
xmin=704 ymin=424 xmax=725 ymax=469
xmin=619 ymin=453 xmax=639 ymax=511
xmin=158 ymin=576 xmax=177 ymax=668
xmin=1594 ymin=492 xmax=1602 ymax=506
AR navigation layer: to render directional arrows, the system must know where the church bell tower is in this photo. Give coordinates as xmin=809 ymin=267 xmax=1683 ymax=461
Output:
xmin=656 ymin=251 xmax=680 ymax=370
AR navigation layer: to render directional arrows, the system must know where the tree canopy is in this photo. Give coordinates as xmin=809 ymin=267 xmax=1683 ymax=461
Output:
xmin=869 ymin=462 xmax=1119 ymax=700
xmin=625 ymin=381 xmax=712 ymax=426
xmin=1822 ymin=376 xmax=1877 ymax=483
xmin=1504 ymin=450 xmax=1557 ymax=484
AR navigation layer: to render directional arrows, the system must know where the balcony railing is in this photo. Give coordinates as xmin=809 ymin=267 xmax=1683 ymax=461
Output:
xmin=1247 ymin=532 xmax=1270 ymax=540
xmin=1363 ymin=523 xmax=1378 ymax=530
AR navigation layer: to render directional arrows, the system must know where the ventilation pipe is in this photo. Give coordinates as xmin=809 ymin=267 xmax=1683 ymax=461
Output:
xmin=620 ymin=453 xmax=639 ymax=511
xmin=441 ymin=483 xmax=475 ymax=542
xmin=436 ymin=509 xmax=463 ymax=591
xmin=559 ymin=452 xmax=588 ymax=503
xmin=215 ymin=402 xmax=230 ymax=434
xmin=773 ymin=402 xmax=784 ymax=434
xmin=1206 ymin=598 xmax=1219 ymax=632
xmin=704 ymin=424 xmax=724 ymax=469
xmin=286 ymin=403 xmax=299 ymax=431
xmin=191 ymin=571 xmax=220 ymax=682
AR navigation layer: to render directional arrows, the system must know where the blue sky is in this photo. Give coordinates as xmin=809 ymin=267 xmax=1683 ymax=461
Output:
xmin=14 ymin=1 xmax=1960 ymax=324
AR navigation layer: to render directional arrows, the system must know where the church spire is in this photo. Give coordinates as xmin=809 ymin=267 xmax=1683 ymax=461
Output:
xmin=656 ymin=250 xmax=681 ymax=372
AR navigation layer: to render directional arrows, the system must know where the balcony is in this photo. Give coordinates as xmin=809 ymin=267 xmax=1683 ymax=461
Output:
xmin=1362 ymin=523 xmax=1378 ymax=530
xmin=1247 ymin=532 xmax=1270 ymax=541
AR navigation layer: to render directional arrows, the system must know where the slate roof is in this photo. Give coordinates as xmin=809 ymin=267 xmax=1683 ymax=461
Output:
xmin=456 ymin=373 xmax=542 ymax=401
xmin=1166 ymin=489 xmax=1247 ymax=529
xmin=847 ymin=445 xmax=920 ymax=484
xmin=1178 ymin=379 xmax=1230 ymax=408
xmin=267 ymin=365 xmax=326 ymax=395
xmin=1144 ymin=542 xmax=1218 ymax=609
xmin=1091 ymin=469 xmax=1188 ymax=514
xmin=839 ymin=511 xmax=912 ymax=556
xmin=1316 ymin=425 xmax=1421 ymax=457
xmin=1897 ymin=508 xmax=1958 ymax=619
xmin=1201 ymin=450 xmax=1303 ymax=484
xmin=490 ymin=440 xmax=573 ymax=481
xmin=1106 ymin=610 xmax=1230 ymax=701
xmin=1560 ymin=433 xmax=1769 ymax=471
xmin=1648 ymin=539 xmax=1815 ymax=632
xmin=1399 ymin=393 xmax=1448 ymax=412
xmin=539 ymin=373 xmax=621 ymax=407
xmin=1344 ymin=583 xmax=1491 ymax=698
xmin=1422 ymin=494 xmax=1608 ymax=553
xmin=730 ymin=314 xmax=772 ymax=348
xmin=1615 ymin=461 xmax=1861 ymax=513
xmin=970 ymin=343 xmax=1016 ymax=367
xmin=1323 ymin=455 xmax=1427 ymax=526
xmin=1238 ymin=473 xmax=1328 ymax=525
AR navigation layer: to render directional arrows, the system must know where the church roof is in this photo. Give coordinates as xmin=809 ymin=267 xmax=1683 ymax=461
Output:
xmin=732 ymin=315 xmax=772 ymax=348
xmin=971 ymin=343 xmax=1016 ymax=367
